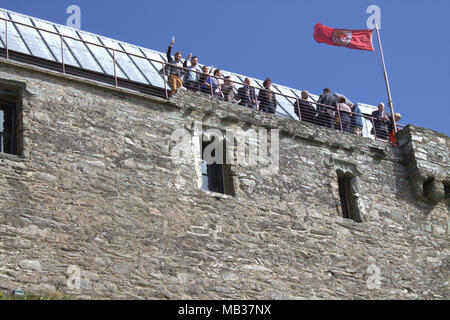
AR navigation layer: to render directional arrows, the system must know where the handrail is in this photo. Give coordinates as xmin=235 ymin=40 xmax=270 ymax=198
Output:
xmin=0 ymin=15 xmax=404 ymax=142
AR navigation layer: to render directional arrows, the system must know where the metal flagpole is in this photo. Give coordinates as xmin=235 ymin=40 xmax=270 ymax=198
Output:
xmin=374 ymin=23 xmax=397 ymax=133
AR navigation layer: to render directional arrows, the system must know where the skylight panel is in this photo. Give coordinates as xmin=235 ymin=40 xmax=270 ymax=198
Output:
xmin=31 ymin=19 xmax=79 ymax=67
xmin=98 ymin=37 xmax=148 ymax=84
xmin=0 ymin=10 xmax=30 ymax=55
xmin=54 ymin=24 xmax=103 ymax=73
xmin=8 ymin=12 xmax=54 ymax=61
xmin=77 ymin=31 xmax=126 ymax=78
xmin=120 ymin=43 xmax=165 ymax=87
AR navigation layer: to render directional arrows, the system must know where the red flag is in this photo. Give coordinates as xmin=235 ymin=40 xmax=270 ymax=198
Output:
xmin=314 ymin=23 xmax=374 ymax=51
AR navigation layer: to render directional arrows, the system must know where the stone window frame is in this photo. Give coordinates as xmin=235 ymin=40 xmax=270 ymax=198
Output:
xmin=326 ymin=156 xmax=367 ymax=223
xmin=194 ymin=128 xmax=238 ymax=198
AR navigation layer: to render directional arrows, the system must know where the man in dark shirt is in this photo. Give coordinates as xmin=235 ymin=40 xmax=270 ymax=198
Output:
xmin=371 ymin=102 xmax=390 ymax=140
xmin=237 ymin=78 xmax=257 ymax=109
xmin=258 ymin=78 xmax=277 ymax=114
xmin=294 ymin=90 xmax=316 ymax=125
xmin=316 ymin=88 xmax=337 ymax=128
xmin=166 ymin=37 xmax=185 ymax=95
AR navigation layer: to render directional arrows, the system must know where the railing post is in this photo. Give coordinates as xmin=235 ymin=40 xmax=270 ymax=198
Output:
xmin=255 ymin=86 xmax=259 ymax=111
xmin=5 ymin=20 xmax=8 ymax=60
xmin=162 ymin=61 xmax=168 ymax=100
xmin=371 ymin=117 xmax=378 ymax=140
xmin=210 ymin=74 xmax=214 ymax=97
xmin=60 ymin=34 xmax=65 ymax=74
xmin=296 ymin=98 xmax=302 ymax=122
xmin=113 ymin=49 xmax=118 ymax=88
xmin=337 ymin=107 xmax=344 ymax=132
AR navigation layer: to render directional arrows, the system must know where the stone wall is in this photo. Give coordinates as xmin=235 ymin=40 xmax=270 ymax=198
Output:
xmin=0 ymin=59 xmax=448 ymax=300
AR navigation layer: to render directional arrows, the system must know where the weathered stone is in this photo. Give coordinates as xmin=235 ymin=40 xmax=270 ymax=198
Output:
xmin=19 ymin=260 xmax=42 ymax=272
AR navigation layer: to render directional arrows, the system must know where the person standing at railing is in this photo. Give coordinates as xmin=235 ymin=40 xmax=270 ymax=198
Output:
xmin=294 ymin=91 xmax=317 ymax=125
xmin=349 ymin=102 xmax=363 ymax=136
xmin=317 ymin=88 xmax=338 ymax=129
xmin=371 ymin=102 xmax=390 ymax=140
xmin=166 ymin=37 xmax=186 ymax=95
xmin=199 ymin=66 xmax=212 ymax=93
xmin=258 ymin=78 xmax=277 ymax=114
xmin=237 ymin=78 xmax=257 ymax=109
xmin=183 ymin=56 xmax=202 ymax=91
xmin=337 ymin=97 xmax=352 ymax=133
xmin=201 ymin=69 xmax=223 ymax=99
xmin=222 ymin=76 xmax=236 ymax=103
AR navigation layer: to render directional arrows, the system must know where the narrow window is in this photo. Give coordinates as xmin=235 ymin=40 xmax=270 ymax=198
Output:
xmin=0 ymin=100 xmax=18 ymax=156
xmin=337 ymin=172 xmax=359 ymax=222
xmin=201 ymin=140 xmax=234 ymax=196
xmin=201 ymin=141 xmax=224 ymax=194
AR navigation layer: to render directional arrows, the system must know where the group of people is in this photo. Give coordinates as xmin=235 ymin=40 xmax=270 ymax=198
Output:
xmin=296 ymin=87 xmax=401 ymax=141
xmin=164 ymin=39 xmax=400 ymax=142
xmin=164 ymin=39 xmax=278 ymax=113
xmin=294 ymin=88 xmax=363 ymax=136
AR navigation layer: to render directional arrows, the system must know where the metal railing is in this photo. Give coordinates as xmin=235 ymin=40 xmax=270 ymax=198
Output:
xmin=0 ymin=16 xmax=403 ymax=143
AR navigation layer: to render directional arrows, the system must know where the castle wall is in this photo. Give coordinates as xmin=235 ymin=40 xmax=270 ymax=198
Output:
xmin=0 ymin=60 xmax=448 ymax=299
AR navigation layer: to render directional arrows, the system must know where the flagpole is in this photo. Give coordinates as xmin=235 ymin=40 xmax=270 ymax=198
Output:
xmin=374 ymin=23 xmax=397 ymax=133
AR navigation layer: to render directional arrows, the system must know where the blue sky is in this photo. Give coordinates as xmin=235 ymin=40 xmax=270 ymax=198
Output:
xmin=1 ymin=0 xmax=449 ymax=135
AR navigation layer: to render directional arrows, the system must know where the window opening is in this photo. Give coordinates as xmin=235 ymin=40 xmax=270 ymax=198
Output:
xmin=201 ymin=140 xmax=225 ymax=194
xmin=0 ymin=100 xmax=17 ymax=155
xmin=337 ymin=172 xmax=358 ymax=221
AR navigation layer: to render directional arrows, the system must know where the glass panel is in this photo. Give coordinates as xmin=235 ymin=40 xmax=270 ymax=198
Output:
xmin=141 ymin=48 xmax=165 ymax=63
xmin=99 ymin=37 xmax=148 ymax=83
xmin=121 ymin=43 xmax=166 ymax=87
xmin=358 ymin=104 xmax=377 ymax=138
xmin=77 ymin=31 xmax=126 ymax=78
xmin=32 ymin=19 xmax=79 ymax=67
xmin=0 ymin=11 xmax=29 ymax=54
xmin=54 ymin=25 xmax=102 ymax=73
xmin=8 ymin=12 xmax=54 ymax=61
xmin=273 ymin=84 xmax=299 ymax=120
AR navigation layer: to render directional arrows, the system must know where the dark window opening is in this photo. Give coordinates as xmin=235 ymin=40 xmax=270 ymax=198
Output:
xmin=201 ymin=139 xmax=234 ymax=196
xmin=0 ymin=102 xmax=15 ymax=154
xmin=0 ymin=99 xmax=18 ymax=156
xmin=337 ymin=172 xmax=357 ymax=221
xmin=201 ymin=140 xmax=225 ymax=194
xmin=444 ymin=183 xmax=449 ymax=200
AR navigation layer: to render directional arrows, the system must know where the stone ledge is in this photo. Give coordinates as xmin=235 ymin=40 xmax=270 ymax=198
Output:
xmin=0 ymin=58 xmax=169 ymax=107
